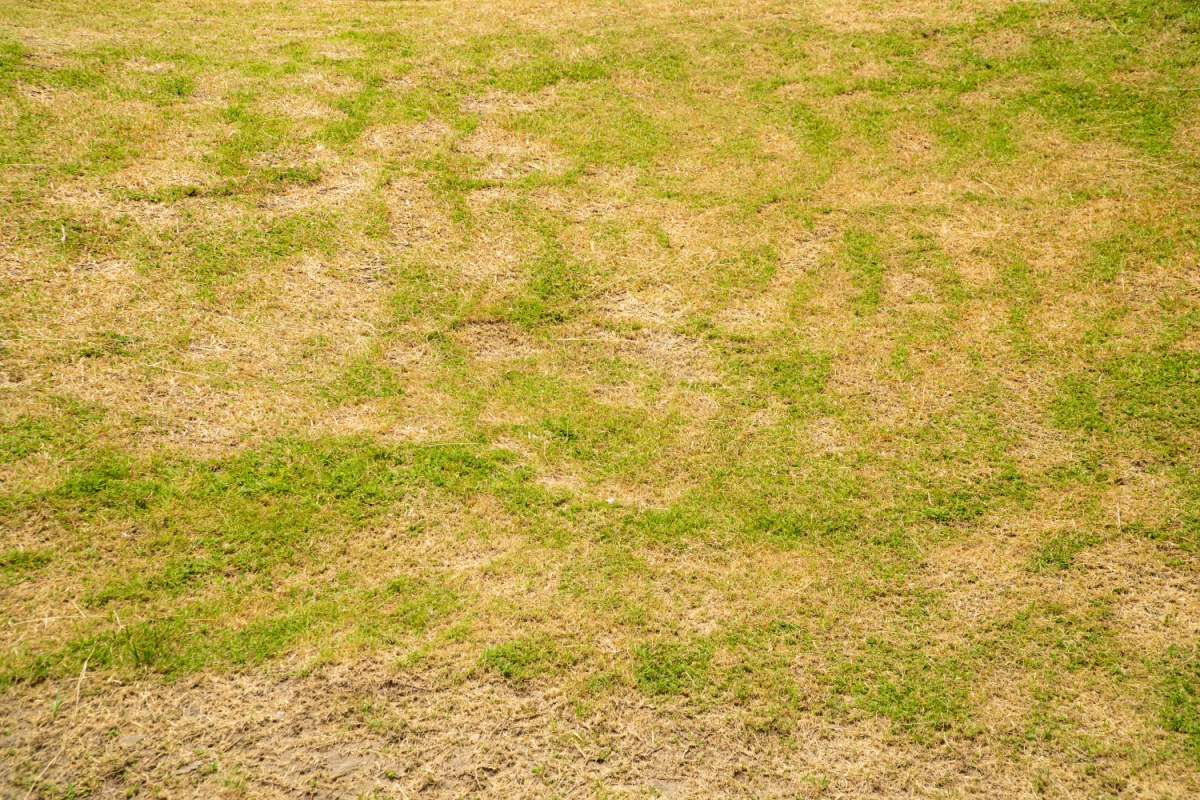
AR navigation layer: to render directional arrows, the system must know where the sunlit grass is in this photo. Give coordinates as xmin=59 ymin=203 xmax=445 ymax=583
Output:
xmin=2 ymin=0 xmax=1199 ymax=793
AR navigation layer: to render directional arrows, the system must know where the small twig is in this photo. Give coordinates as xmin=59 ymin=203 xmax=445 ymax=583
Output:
xmin=72 ymin=647 xmax=95 ymax=720
xmin=22 ymin=747 xmax=63 ymax=800
xmin=408 ymin=441 xmax=480 ymax=448
xmin=1077 ymin=121 xmax=1137 ymax=131
xmin=11 ymin=334 xmax=89 ymax=344
xmin=143 ymin=362 xmax=212 ymax=379
xmin=7 ymin=615 xmax=96 ymax=626
xmin=1103 ymin=156 xmax=1190 ymax=179
xmin=975 ymin=178 xmax=1001 ymax=197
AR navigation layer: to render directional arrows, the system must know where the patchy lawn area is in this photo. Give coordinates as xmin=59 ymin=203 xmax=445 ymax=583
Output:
xmin=2 ymin=0 xmax=1199 ymax=796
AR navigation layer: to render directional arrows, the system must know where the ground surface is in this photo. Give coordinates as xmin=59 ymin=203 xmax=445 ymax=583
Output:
xmin=1 ymin=0 xmax=1199 ymax=797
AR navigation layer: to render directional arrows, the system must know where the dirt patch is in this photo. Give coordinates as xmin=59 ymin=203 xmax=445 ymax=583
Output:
xmin=0 ymin=660 xmax=1136 ymax=799
xmin=457 ymin=123 xmax=567 ymax=181
xmin=458 ymin=320 xmax=543 ymax=362
xmin=613 ymin=328 xmax=719 ymax=385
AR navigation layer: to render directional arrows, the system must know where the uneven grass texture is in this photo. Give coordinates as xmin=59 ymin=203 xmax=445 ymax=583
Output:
xmin=2 ymin=0 xmax=1200 ymax=797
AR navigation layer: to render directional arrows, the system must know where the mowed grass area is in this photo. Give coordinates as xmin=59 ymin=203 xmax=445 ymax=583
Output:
xmin=1 ymin=0 xmax=1200 ymax=795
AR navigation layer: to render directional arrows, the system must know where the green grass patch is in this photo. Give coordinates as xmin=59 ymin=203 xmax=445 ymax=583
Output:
xmin=4 ymin=436 xmax=529 ymax=606
xmin=633 ymin=640 xmax=712 ymax=696
xmin=480 ymin=634 xmax=565 ymax=682
xmin=0 ymin=401 xmax=102 ymax=463
xmin=324 ymin=353 xmax=405 ymax=403
xmin=1029 ymin=529 xmax=1100 ymax=572
xmin=840 ymin=229 xmax=886 ymax=315
xmin=830 ymin=638 xmax=975 ymax=739
xmin=1159 ymin=643 xmax=1200 ymax=761
xmin=0 ymin=548 xmax=52 ymax=584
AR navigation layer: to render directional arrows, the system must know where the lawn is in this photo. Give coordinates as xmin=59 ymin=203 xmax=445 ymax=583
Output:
xmin=1 ymin=0 xmax=1199 ymax=796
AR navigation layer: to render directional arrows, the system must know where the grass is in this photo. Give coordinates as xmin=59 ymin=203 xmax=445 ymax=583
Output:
xmin=633 ymin=640 xmax=712 ymax=696
xmin=1 ymin=0 xmax=1199 ymax=795
xmin=480 ymin=634 xmax=567 ymax=682
xmin=1161 ymin=644 xmax=1200 ymax=761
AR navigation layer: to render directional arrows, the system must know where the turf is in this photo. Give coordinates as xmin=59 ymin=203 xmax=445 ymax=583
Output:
xmin=1 ymin=0 xmax=1199 ymax=796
